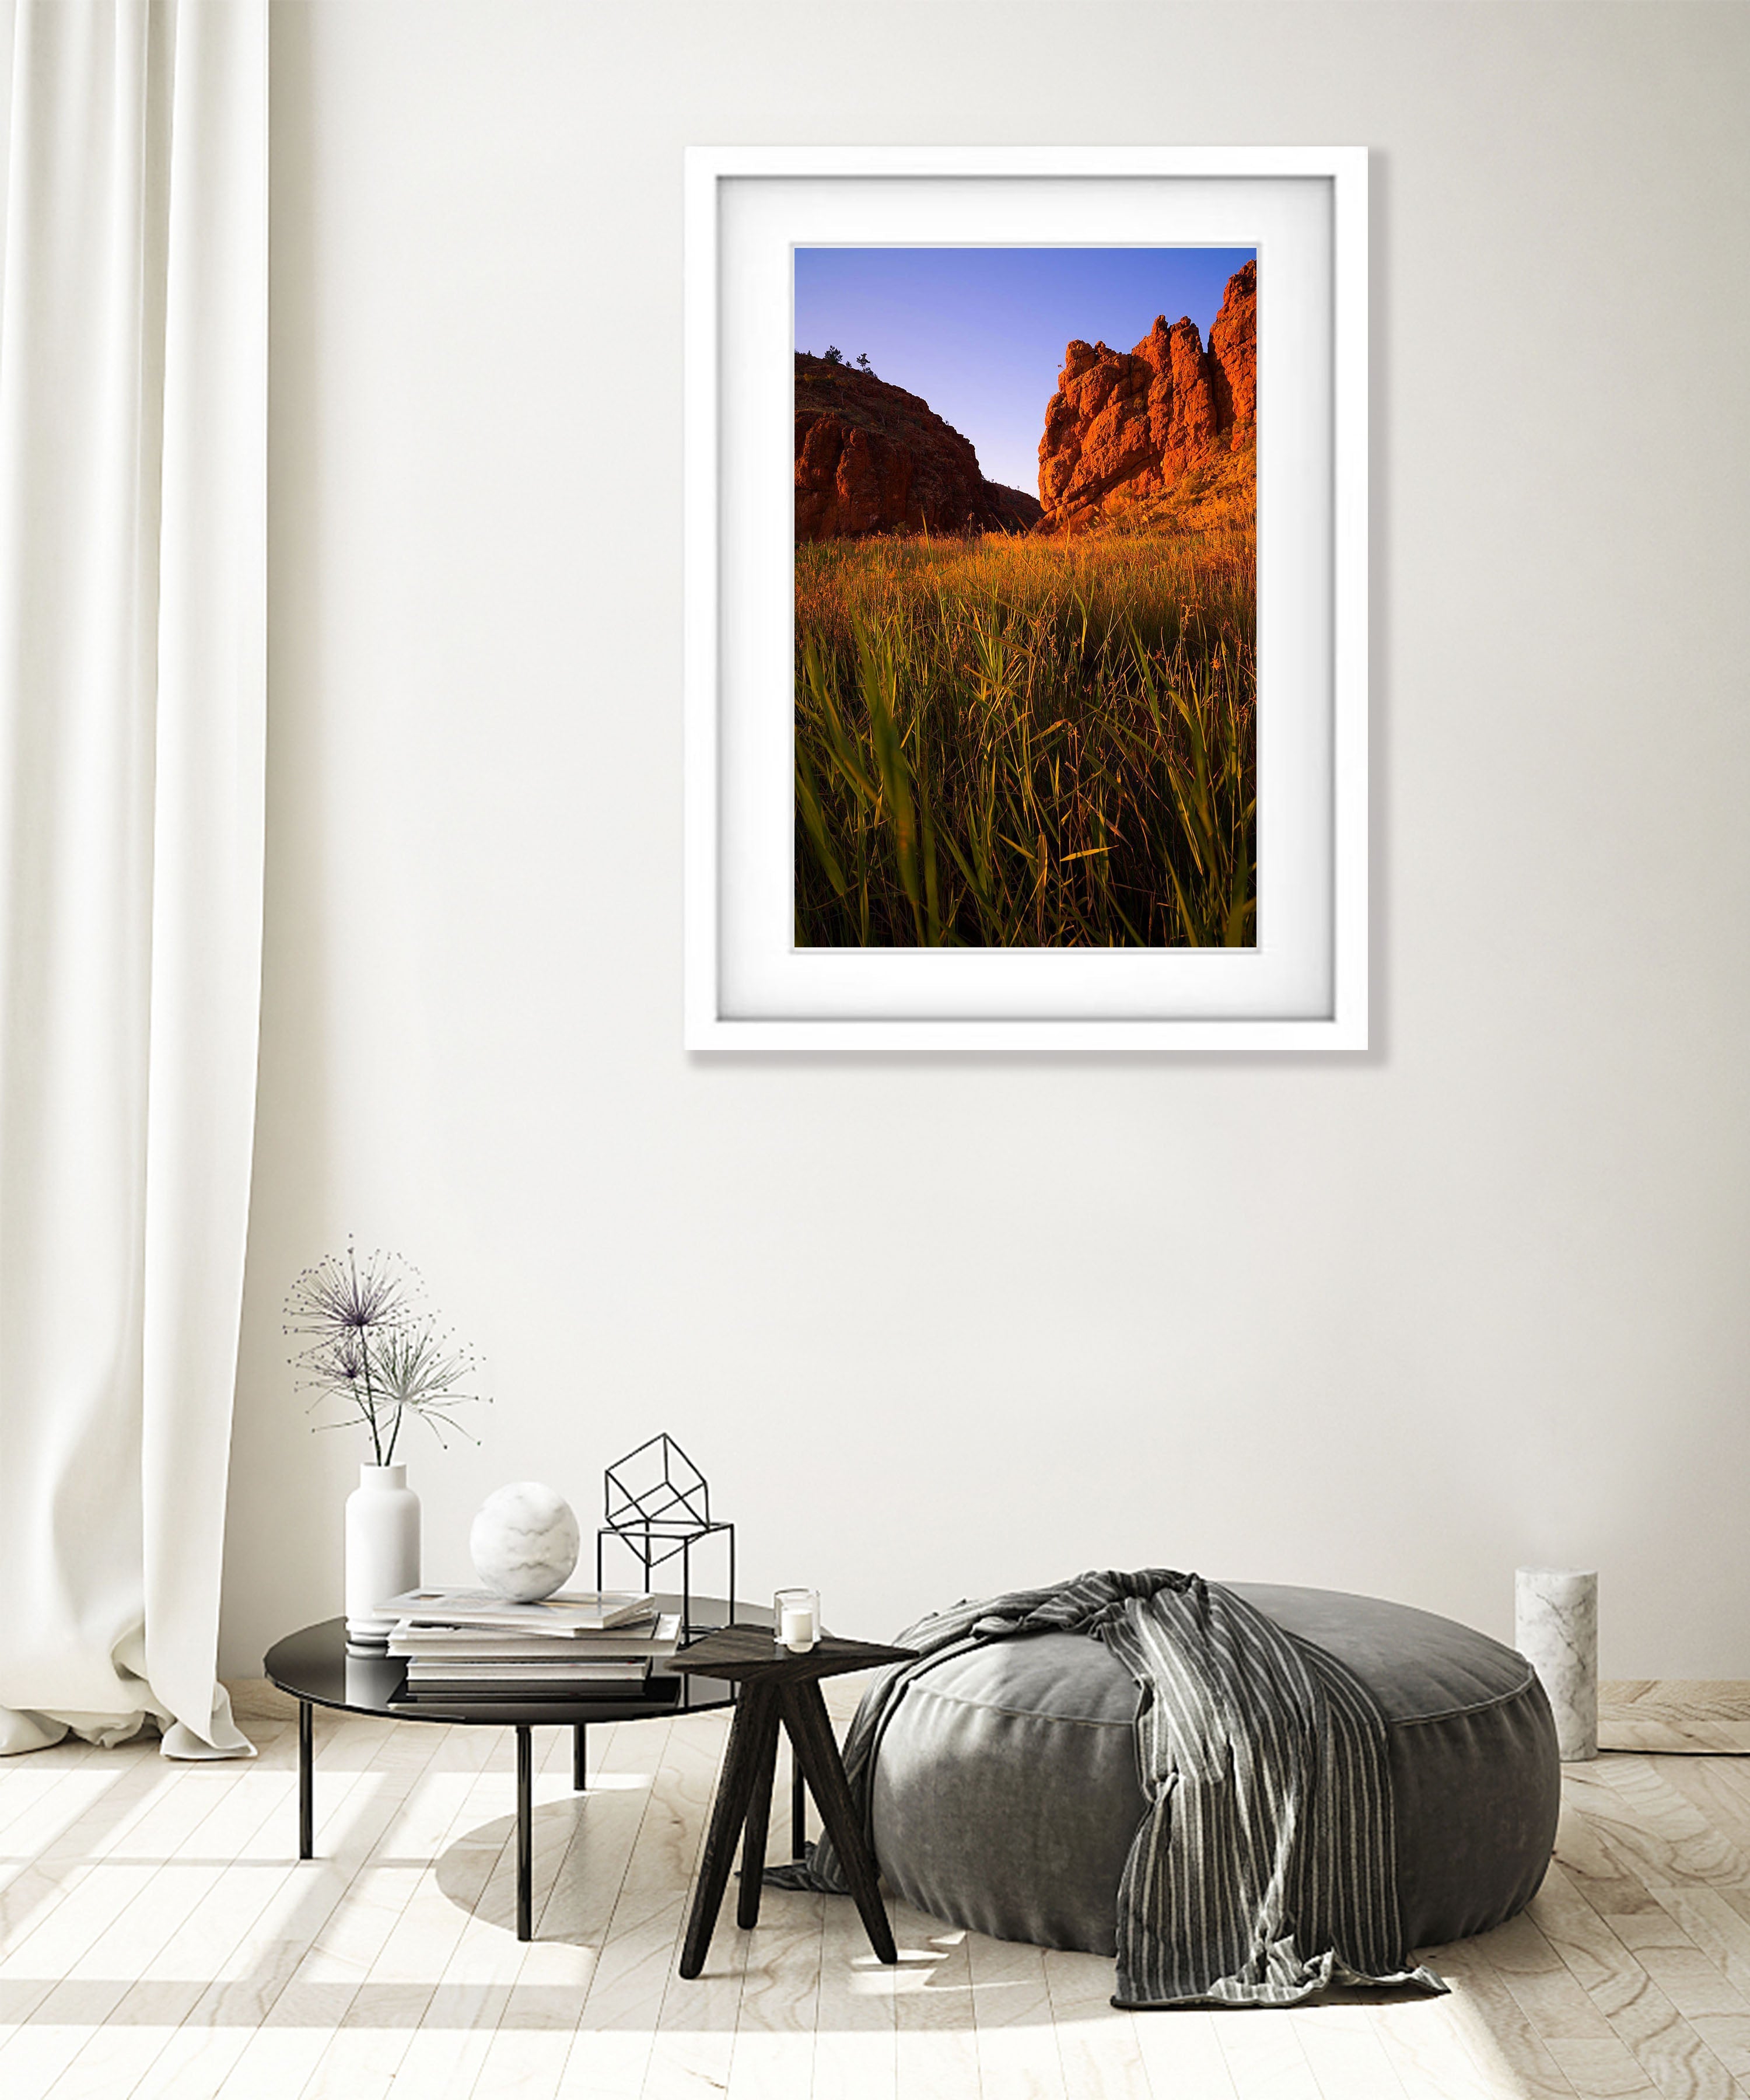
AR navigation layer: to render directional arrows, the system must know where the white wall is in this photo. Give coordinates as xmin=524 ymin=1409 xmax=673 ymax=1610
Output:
xmin=220 ymin=0 xmax=1750 ymax=1681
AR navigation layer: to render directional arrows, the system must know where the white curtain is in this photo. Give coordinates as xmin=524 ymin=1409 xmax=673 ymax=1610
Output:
xmin=0 ymin=0 xmax=266 ymax=1758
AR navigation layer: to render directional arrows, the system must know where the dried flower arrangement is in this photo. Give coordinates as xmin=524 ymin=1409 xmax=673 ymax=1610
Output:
xmin=284 ymin=1244 xmax=488 ymax=1462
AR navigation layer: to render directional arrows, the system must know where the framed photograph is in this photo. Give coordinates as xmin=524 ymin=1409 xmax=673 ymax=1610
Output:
xmin=684 ymin=147 xmax=1367 ymax=1051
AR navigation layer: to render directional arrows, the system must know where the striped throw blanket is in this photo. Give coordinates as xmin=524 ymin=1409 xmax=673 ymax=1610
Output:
xmin=771 ymin=1569 xmax=1447 ymax=2009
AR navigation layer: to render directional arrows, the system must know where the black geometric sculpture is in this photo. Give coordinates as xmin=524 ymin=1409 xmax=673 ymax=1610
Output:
xmin=597 ymin=1433 xmax=735 ymax=1641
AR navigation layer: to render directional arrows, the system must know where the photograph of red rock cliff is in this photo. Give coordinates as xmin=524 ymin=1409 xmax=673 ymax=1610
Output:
xmin=795 ymin=247 xmax=1257 ymax=949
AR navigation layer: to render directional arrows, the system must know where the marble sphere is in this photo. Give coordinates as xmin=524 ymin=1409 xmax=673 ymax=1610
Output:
xmin=469 ymin=1482 xmax=580 ymax=1603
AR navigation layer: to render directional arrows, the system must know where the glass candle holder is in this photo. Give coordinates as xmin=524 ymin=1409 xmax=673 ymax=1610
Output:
xmin=774 ymin=1587 xmax=820 ymax=1653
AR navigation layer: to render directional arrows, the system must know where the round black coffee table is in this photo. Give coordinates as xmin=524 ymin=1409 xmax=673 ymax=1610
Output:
xmin=265 ymin=1594 xmax=779 ymax=1940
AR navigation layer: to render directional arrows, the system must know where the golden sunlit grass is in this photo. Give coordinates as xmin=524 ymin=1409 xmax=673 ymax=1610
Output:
xmin=794 ymin=491 xmax=1255 ymax=948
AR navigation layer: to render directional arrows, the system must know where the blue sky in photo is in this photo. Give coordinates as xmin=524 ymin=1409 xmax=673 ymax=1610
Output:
xmin=794 ymin=247 xmax=1256 ymax=495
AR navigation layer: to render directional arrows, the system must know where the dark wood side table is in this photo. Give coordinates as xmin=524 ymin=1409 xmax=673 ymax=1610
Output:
xmin=671 ymin=1626 xmax=916 ymax=1979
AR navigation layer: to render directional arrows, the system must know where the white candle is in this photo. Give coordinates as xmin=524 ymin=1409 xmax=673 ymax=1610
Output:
xmin=780 ymin=1602 xmax=817 ymax=1650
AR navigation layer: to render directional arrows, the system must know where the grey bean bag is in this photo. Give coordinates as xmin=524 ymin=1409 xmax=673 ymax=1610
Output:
xmin=868 ymin=1582 xmax=1559 ymax=1957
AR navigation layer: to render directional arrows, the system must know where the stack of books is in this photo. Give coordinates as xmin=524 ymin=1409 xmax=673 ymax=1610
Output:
xmin=377 ymin=1588 xmax=682 ymax=1707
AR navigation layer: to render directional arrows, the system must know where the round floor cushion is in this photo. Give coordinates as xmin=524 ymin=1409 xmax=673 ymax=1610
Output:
xmin=867 ymin=1583 xmax=1560 ymax=1958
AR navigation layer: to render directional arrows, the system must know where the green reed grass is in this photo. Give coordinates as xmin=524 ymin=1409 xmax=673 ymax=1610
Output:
xmin=795 ymin=530 xmax=1256 ymax=947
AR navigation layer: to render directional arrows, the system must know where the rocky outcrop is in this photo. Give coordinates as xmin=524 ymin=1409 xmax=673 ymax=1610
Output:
xmin=1037 ymin=260 xmax=1256 ymax=533
xmin=796 ymin=355 xmax=1042 ymax=541
xmin=1208 ymin=260 xmax=1256 ymax=431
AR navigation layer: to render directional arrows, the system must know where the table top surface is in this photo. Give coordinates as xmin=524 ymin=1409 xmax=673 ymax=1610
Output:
xmin=671 ymin=1626 xmax=916 ymax=1684
xmin=264 ymin=1596 xmax=765 ymax=1726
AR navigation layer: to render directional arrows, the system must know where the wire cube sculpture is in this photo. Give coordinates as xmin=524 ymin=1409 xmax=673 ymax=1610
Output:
xmin=597 ymin=1433 xmax=734 ymax=1640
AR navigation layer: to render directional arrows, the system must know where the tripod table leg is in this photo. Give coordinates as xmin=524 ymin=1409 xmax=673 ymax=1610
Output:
xmin=735 ymin=1696 xmax=783 ymax=1930
xmin=573 ymin=1724 xmax=587 ymax=1793
xmin=679 ymin=1684 xmax=775 ymax=1979
xmin=781 ymin=1683 xmax=897 ymax=1964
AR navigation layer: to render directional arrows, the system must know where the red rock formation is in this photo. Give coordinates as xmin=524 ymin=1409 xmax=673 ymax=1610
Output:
xmin=796 ymin=355 xmax=1042 ymax=541
xmin=1208 ymin=259 xmax=1256 ymax=432
xmin=1037 ymin=260 xmax=1256 ymax=533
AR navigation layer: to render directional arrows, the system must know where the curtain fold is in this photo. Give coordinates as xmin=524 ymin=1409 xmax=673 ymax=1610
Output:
xmin=0 ymin=0 xmax=267 ymax=1758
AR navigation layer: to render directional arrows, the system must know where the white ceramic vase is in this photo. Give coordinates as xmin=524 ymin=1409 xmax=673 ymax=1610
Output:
xmin=345 ymin=1462 xmax=421 ymax=1646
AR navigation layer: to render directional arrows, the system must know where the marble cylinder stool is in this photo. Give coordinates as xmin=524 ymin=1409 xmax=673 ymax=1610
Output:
xmin=1516 ymin=1567 xmax=1598 ymax=1762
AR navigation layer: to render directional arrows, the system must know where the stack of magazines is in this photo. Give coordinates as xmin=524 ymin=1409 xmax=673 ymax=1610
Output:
xmin=378 ymin=1588 xmax=681 ymax=1707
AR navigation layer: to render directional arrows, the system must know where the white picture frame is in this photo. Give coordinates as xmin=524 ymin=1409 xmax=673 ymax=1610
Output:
xmin=684 ymin=146 xmax=1367 ymax=1052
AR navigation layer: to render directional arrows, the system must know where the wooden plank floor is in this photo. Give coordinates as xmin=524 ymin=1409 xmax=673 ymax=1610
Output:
xmin=4 ymin=1680 xmax=1750 ymax=2099
xmin=1601 ymin=1684 xmax=1750 ymax=1755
